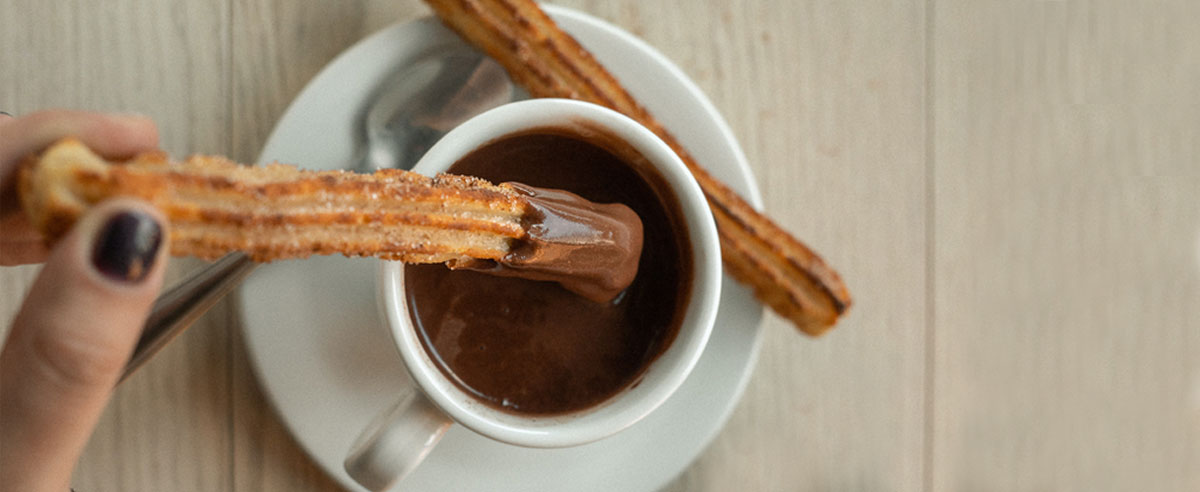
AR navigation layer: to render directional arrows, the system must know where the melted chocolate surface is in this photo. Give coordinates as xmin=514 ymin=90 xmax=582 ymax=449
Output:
xmin=406 ymin=130 xmax=692 ymax=415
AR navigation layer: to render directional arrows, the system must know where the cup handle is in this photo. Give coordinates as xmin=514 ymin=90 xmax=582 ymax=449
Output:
xmin=344 ymin=385 xmax=452 ymax=491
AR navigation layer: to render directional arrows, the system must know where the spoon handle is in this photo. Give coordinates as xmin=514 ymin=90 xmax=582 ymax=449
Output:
xmin=119 ymin=253 xmax=257 ymax=383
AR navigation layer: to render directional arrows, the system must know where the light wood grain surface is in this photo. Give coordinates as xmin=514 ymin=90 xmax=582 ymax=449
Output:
xmin=1 ymin=1 xmax=1196 ymax=490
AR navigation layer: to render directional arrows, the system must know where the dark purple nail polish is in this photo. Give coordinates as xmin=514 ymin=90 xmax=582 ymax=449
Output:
xmin=91 ymin=211 xmax=162 ymax=282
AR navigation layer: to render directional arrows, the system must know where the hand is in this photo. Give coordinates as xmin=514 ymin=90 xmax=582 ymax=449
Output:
xmin=0 ymin=110 xmax=169 ymax=491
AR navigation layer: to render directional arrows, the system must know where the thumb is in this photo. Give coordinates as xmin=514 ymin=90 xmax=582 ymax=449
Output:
xmin=0 ymin=199 xmax=168 ymax=491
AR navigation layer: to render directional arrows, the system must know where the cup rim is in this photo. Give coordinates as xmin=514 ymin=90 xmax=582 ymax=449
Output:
xmin=377 ymin=98 xmax=721 ymax=448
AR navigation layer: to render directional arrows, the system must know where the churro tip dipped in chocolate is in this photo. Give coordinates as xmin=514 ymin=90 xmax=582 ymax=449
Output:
xmin=452 ymin=183 xmax=644 ymax=303
xmin=17 ymin=138 xmax=645 ymax=301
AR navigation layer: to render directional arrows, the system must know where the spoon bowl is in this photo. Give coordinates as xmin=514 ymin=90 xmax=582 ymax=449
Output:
xmin=361 ymin=46 xmax=516 ymax=171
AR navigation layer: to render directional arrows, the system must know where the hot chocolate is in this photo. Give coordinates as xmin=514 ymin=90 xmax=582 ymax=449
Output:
xmin=405 ymin=129 xmax=693 ymax=415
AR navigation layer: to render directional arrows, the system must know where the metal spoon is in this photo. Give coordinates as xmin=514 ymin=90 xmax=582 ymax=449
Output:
xmin=119 ymin=45 xmax=515 ymax=383
xmin=362 ymin=48 xmax=515 ymax=172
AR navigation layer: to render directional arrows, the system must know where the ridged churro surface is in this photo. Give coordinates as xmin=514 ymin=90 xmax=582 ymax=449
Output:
xmin=19 ymin=138 xmax=528 ymax=263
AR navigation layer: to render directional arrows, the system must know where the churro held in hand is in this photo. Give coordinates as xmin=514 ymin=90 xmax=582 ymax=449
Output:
xmin=18 ymin=138 xmax=642 ymax=302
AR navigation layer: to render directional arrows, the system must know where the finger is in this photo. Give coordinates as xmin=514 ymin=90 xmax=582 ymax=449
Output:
xmin=0 ymin=199 xmax=167 ymax=491
xmin=0 ymin=110 xmax=159 ymax=206
xmin=0 ymin=109 xmax=158 ymax=166
xmin=0 ymin=211 xmax=50 ymax=265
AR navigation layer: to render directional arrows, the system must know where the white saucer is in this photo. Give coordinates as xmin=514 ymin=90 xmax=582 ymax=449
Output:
xmin=240 ymin=6 xmax=765 ymax=491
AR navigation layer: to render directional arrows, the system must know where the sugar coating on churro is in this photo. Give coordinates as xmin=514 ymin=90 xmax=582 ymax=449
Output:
xmin=19 ymin=138 xmax=527 ymax=263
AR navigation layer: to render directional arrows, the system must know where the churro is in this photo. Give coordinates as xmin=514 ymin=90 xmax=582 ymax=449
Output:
xmin=18 ymin=138 xmax=643 ymax=301
xmin=424 ymin=0 xmax=852 ymax=335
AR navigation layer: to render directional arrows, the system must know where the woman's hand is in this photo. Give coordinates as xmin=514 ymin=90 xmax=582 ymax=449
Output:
xmin=0 ymin=110 xmax=169 ymax=491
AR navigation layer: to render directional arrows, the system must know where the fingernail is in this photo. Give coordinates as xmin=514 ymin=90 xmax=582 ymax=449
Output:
xmin=91 ymin=211 xmax=162 ymax=283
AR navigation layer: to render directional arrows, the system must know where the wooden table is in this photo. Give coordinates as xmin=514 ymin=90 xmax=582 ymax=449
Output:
xmin=2 ymin=1 xmax=1197 ymax=490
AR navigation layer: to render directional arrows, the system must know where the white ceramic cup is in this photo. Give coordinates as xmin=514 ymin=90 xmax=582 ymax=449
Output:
xmin=344 ymin=99 xmax=721 ymax=491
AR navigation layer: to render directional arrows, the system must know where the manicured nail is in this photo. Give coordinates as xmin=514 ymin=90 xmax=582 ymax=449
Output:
xmin=91 ymin=211 xmax=162 ymax=283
